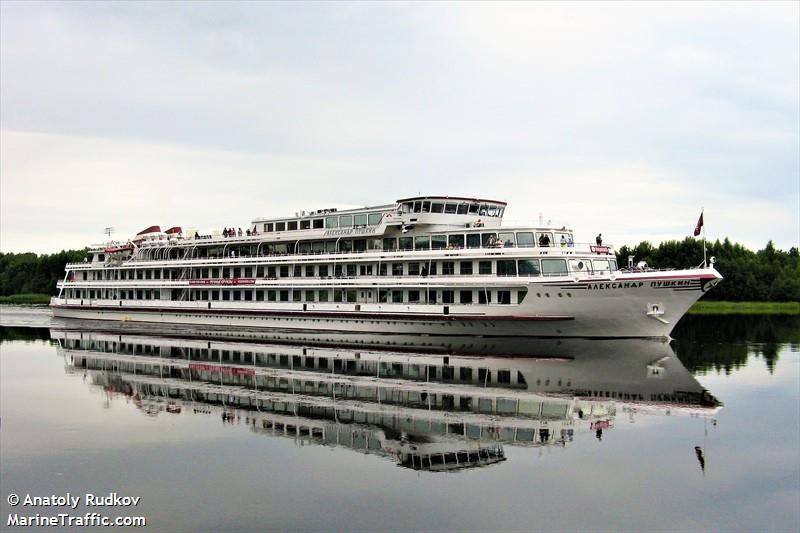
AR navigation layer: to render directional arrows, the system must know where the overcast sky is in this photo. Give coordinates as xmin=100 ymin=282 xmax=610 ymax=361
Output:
xmin=1 ymin=1 xmax=798 ymax=254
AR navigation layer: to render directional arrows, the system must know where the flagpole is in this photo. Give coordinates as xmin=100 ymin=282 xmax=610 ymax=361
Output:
xmin=702 ymin=207 xmax=707 ymax=268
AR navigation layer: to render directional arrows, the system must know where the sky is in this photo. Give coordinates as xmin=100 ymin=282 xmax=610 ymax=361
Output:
xmin=1 ymin=1 xmax=798 ymax=254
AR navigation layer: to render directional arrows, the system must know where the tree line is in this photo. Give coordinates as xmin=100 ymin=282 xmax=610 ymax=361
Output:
xmin=616 ymin=238 xmax=799 ymax=302
xmin=0 ymin=238 xmax=797 ymax=301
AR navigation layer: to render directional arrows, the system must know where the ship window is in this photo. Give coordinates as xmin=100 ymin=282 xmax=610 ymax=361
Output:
xmin=468 ymin=203 xmax=479 ymax=214
xmin=398 ymin=237 xmax=413 ymax=251
xmin=431 ymin=202 xmax=444 ymax=213
xmin=299 ymin=242 xmax=311 ymax=253
xmin=487 ymin=206 xmax=501 ymax=217
xmin=293 ymin=291 xmax=302 ymax=302
xmin=318 ymin=290 xmax=329 ymax=302
xmin=279 ymin=290 xmax=289 ymax=302
xmin=460 ymin=290 xmax=473 ymax=304
xmin=379 ymin=290 xmax=388 ymax=302
xmin=267 ymin=266 xmax=276 ymax=278
xmin=305 ymin=265 xmax=315 ymax=277
xmin=275 ymin=222 xmax=286 ymax=232
xmin=541 ymin=259 xmax=568 ymax=276
xmin=481 ymin=233 xmax=498 ymax=247
xmin=383 ymin=238 xmax=397 ymax=251
xmin=478 ymin=204 xmax=488 ymax=216
xmin=325 ymin=217 xmax=338 ymax=228
xmin=379 ymin=263 xmax=387 ymax=276
xmin=499 ymin=232 xmax=516 ymax=247
xmin=319 ymin=265 xmax=329 ymax=277
xmin=413 ymin=201 xmax=422 ymax=213
xmin=368 ymin=213 xmax=382 ymax=225
xmin=518 ymin=289 xmax=528 ymax=304
xmin=516 ymin=232 xmax=535 ymax=247
xmin=408 ymin=290 xmax=420 ymax=302
xmin=479 ymin=290 xmax=492 ymax=304
xmin=256 ymin=290 xmax=264 ymax=301
xmin=287 ymin=221 xmax=298 ymax=231
xmin=354 ymin=214 xmax=368 ymax=226
xmin=415 ymin=236 xmax=430 ymax=250
xmin=497 ymin=260 xmax=517 ymax=277
xmin=392 ymin=290 xmax=403 ymax=303
xmin=300 ymin=220 xmax=311 ymax=230
xmin=431 ymin=235 xmax=447 ymax=249
xmin=448 ymin=234 xmax=464 ymax=249
xmin=460 ymin=261 xmax=473 ymax=275
xmin=359 ymin=264 xmax=373 ymax=276
xmin=408 ymin=263 xmax=420 ymax=276
xmin=340 ymin=240 xmax=353 ymax=252
xmin=442 ymin=290 xmax=454 ymax=304
xmin=610 ymin=259 xmax=618 ymax=271
xmin=392 ymin=263 xmax=403 ymax=276
xmin=222 ymin=290 xmax=230 ymax=301
xmin=536 ymin=232 xmax=554 ymax=247
xmin=400 ymin=202 xmax=413 ymax=213
xmin=313 ymin=219 xmax=324 ymax=229
xmin=346 ymin=264 xmax=357 ymax=277
xmin=339 ymin=215 xmax=353 ymax=227
xmin=304 ymin=290 xmax=315 ymax=302
xmin=444 ymin=202 xmax=457 ymax=214
xmin=466 ymin=234 xmax=481 ymax=249
xmin=428 ymin=290 xmax=437 ymax=303
xmin=335 ymin=265 xmax=343 ymax=277
xmin=479 ymin=261 xmax=492 ymax=275
xmin=442 ymin=262 xmax=455 ymax=275
xmin=497 ymin=291 xmax=511 ymax=304
xmin=353 ymin=239 xmax=367 ymax=252
xmin=312 ymin=241 xmax=325 ymax=253
xmin=265 ymin=223 xmax=274 ymax=232
xmin=325 ymin=241 xmax=337 ymax=253
xmin=518 ymin=260 xmax=541 ymax=276
xmin=456 ymin=203 xmax=468 ymax=215
xmin=279 ymin=266 xmax=289 ymax=277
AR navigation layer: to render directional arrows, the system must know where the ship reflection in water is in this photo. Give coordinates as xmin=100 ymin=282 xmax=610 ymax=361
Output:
xmin=51 ymin=324 xmax=720 ymax=473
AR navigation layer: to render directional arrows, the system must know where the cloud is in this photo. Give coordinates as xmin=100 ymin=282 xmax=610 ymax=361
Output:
xmin=1 ymin=2 xmax=798 ymax=253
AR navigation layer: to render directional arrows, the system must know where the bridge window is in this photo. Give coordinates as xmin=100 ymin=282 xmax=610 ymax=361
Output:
xmin=325 ymin=217 xmax=338 ymax=228
xmin=457 ymin=203 xmax=468 ymax=215
xmin=468 ymin=203 xmax=479 ymax=214
xmin=518 ymin=260 xmax=541 ymax=276
xmin=541 ymin=259 xmax=568 ymax=276
xmin=431 ymin=202 xmax=444 ymax=213
xmin=444 ymin=202 xmax=457 ymax=214
xmin=368 ymin=213 xmax=382 ymax=225
xmin=422 ymin=201 xmax=431 ymax=212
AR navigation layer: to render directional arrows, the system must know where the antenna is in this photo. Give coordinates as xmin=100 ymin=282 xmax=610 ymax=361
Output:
xmin=104 ymin=227 xmax=114 ymax=240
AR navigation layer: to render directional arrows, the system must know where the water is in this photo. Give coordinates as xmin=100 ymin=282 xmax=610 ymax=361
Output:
xmin=1 ymin=306 xmax=798 ymax=532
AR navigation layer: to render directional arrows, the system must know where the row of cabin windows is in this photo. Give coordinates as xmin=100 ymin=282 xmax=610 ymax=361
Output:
xmin=78 ymin=258 xmax=616 ymax=282
xmin=262 ymin=213 xmax=384 ymax=233
xmin=66 ymin=288 xmax=524 ymax=305
xmin=131 ymin=230 xmax=576 ymax=262
xmin=399 ymin=200 xmax=504 ymax=217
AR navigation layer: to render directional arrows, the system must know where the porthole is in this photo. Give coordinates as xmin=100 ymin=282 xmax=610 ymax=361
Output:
xmin=558 ymin=293 xmax=562 ymax=298
xmin=545 ymin=293 xmax=550 ymax=298
xmin=567 ymin=293 xmax=572 ymax=297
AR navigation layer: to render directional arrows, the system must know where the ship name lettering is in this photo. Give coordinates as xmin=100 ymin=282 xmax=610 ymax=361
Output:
xmin=587 ymin=281 xmax=644 ymax=290
xmin=323 ymin=227 xmax=377 ymax=237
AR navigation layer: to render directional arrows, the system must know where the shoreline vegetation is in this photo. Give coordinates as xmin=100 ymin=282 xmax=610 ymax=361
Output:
xmin=1 ymin=238 xmax=798 ymax=310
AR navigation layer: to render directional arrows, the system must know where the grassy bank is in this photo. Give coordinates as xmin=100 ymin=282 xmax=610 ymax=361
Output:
xmin=0 ymin=293 xmax=51 ymax=305
xmin=689 ymin=301 xmax=800 ymax=315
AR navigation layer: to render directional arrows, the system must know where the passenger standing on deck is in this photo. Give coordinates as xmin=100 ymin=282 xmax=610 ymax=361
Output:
xmin=596 ymin=233 xmax=603 ymax=245
xmin=560 ymin=235 xmax=567 ymax=247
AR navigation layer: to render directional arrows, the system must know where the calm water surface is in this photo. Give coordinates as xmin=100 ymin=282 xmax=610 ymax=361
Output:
xmin=1 ymin=306 xmax=798 ymax=532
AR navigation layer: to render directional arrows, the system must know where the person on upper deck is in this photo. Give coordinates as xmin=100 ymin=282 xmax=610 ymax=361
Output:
xmin=560 ymin=235 xmax=567 ymax=247
xmin=539 ymin=234 xmax=550 ymax=247
xmin=238 ymin=228 xmax=243 ymax=237
xmin=596 ymin=233 xmax=603 ymax=245
xmin=222 ymin=228 xmax=228 ymax=238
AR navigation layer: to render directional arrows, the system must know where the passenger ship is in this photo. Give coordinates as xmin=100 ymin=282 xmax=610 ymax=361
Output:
xmin=51 ymin=196 xmax=722 ymax=338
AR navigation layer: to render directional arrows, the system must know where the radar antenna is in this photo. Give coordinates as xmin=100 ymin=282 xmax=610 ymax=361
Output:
xmin=104 ymin=227 xmax=115 ymax=240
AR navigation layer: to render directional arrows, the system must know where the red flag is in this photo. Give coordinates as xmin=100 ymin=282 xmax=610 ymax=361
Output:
xmin=693 ymin=212 xmax=704 ymax=237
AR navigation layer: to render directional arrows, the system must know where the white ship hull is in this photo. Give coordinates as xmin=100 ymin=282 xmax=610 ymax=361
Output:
xmin=51 ymin=268 xmax=721 ymax=338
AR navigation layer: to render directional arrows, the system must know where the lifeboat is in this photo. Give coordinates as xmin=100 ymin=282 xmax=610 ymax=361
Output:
xmin=104 ymin=243 xmax=134 ymax=254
